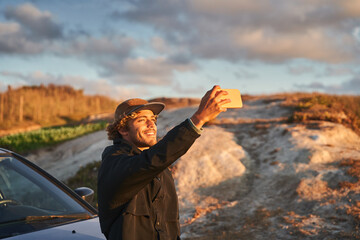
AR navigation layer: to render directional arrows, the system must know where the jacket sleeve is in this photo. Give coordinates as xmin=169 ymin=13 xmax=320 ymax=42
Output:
xmin=98 ymin=119 xmax=200 ymax=208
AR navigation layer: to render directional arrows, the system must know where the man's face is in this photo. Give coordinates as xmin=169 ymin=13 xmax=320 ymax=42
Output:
xmin=120 ymin=110 xmax=158 ymax=151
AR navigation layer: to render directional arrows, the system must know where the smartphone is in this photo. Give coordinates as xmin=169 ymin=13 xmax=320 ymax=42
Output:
xmin=219 ymin=89 xmax=243 ymax=108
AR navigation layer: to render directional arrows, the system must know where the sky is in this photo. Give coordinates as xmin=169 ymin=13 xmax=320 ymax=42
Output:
xmin=0 ymin=0 xmax=360 ymax=100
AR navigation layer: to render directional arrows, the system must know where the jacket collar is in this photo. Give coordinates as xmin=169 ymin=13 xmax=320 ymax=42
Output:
xmin=113 ymin=137 xmax=142 ymax=154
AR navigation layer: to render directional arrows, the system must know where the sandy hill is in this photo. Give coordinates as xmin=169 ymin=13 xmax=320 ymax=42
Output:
xmin=27 ymin=95 xmax=360 ymax=239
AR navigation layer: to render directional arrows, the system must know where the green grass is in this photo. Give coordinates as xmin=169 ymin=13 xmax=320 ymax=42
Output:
xmin=0 ymin=122 xmax=107 ymax=154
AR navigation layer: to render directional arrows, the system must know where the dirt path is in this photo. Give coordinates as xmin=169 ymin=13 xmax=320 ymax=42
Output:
xmin=26 ymin=131 xmax=111 ymax=181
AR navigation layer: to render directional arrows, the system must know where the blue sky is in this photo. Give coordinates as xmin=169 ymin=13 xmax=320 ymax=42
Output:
xmin=0 ymin=0 xmax=360 ymax=100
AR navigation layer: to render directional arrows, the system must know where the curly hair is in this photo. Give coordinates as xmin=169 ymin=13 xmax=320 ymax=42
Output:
xmin=106 ymin=112 xmax=138 ymax=140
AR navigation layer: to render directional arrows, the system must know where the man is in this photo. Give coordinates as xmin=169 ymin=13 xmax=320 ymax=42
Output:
xmin=97 ymin=86 xmax=230 ymax=240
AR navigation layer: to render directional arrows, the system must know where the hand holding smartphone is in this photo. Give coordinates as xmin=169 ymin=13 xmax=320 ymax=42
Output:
xmin=219 ymin=89 xmax=243 ymax=108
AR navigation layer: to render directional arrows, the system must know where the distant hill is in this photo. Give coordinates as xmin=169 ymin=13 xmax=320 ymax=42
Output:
xmin=149 ymin=97 xmax=201 ymax=110
xmin=0 ymin=84 xmax=117 ymax=133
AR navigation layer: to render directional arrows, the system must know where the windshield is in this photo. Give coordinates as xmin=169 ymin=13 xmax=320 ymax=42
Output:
xmin=0 ymin=155 xmax=94 ymax=238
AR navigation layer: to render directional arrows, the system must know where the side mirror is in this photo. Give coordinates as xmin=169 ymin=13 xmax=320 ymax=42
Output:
xmin=74 ymin=187 xmax=94 ymax=203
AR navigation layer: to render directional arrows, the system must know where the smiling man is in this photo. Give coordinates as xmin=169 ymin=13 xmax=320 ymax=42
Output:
xmin=97 ymin=86 xmax=230 ymax=240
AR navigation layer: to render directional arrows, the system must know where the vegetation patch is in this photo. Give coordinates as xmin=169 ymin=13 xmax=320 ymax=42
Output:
xmin=338 ymin=158 xmax=360 ymax=239
xmin=287 ymin=93 xmax=360 ymax=135
xmin=66 ymin=161 xmax=101 ymax=208
xmin=0 ymin=122 xmax=107 ymax=154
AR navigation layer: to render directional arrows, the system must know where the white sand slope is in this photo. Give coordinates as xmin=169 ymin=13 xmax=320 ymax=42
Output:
xmin=178 ymin=97 xmax=360 ymax=239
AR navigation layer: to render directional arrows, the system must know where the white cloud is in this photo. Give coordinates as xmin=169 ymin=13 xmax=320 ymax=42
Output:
xmin=0 ymin=3 xmax=63 ymax=54
xmin=295 ymin=77 xmax=360 ymax=94
xmin=232 ymin=28 xmax=351 ymax=63
xmin=234 ymin=68 xmax=258 ymax=79
xmin=190 ymin=0 xmax=264 ymax=14
xmin=339 ymin=0 xmax=360 ymax=17
xmin=0 ymin=21 xmax=46 ymax=54
xmin=4 ymin=3 xmax=63 ymax=39
xmin=171 ymin=81 xmax=206 ymax=95
xmin=118 ymin=0 xmax=360 ymax=63
xmin=320 ymin=66 xmax=355 ymax=77
xmin=353 ymin=27 xmax=360 ymax=42
xmin=287 ymin=65 xmax=315 ymax=75
xmin=151 ymin=37 xmax=168 ymax=53
xmin=101 ymin=56 xmax=197 ymax=85
xmin=0 ymin=22 xmax=20 ymax=35
xmin=65 ymin=36 xmax=136 ymax=58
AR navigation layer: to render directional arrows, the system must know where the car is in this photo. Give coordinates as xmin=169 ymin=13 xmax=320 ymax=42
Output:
xmin=0 ymin=148 xmax=105 ymax=239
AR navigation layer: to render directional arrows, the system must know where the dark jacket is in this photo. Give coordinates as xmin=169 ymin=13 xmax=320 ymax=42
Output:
xmin=97 ymin=119 xmax=201 ymax=240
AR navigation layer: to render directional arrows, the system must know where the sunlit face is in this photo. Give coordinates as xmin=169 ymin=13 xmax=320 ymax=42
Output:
xmin=119 ymin=110 xmax=158 ymax=151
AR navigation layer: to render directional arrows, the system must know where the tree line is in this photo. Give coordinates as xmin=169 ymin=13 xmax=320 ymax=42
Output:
xmin=0 ymin=84 xmax=118 ymax=131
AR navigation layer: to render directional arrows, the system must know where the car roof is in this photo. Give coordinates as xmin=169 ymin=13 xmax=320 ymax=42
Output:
xmin=0 ymin=148 xmax=13 ymax=154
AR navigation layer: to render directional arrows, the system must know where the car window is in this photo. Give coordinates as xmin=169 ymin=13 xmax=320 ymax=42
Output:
xmin=0 ymin=158 xmax=68 ymax=212
xmin=0 ymin=155 xmax=92 ymax=225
